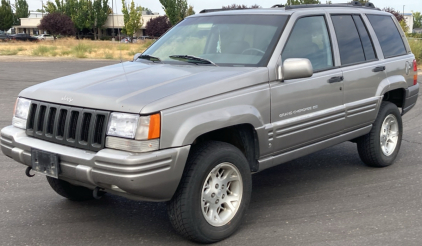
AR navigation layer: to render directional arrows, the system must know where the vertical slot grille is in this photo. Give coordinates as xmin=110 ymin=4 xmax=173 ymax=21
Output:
xmin=93 ymin=115 xmax=105 ymax=145
xmin=26 ymin=101 xmax=108 ymax=151
xmin=36 ymin=105 xmax=47 ymax=132
xmin=46 ymin=107 xmax=57 ymax=135
xmin=80 ymin=113 xmax=92 ymax=143
xmin=27 ymin=104 xmax=37 ymax=130
xmin=57 ymin=109 xmax=68 ymax=138
xmin=68 ymin=111 xmax=79 ymax=140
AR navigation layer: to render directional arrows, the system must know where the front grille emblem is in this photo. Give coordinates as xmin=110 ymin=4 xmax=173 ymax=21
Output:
xmin=61 ymin=96 xmax=73 ymax=103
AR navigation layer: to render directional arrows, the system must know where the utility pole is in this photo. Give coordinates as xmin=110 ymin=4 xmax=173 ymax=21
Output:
xmin=403 ymin=5 xmax=405 ymax=16
xmin=41 ymin=0 xmax=44 ymax=17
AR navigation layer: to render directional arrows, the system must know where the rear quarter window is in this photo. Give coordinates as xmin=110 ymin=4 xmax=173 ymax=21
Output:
xmin=367 ymin=14 xmax=407 ymax=58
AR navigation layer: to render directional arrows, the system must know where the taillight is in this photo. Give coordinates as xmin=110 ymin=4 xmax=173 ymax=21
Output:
xmin=414 ymin=59 xmax=418 ymax=86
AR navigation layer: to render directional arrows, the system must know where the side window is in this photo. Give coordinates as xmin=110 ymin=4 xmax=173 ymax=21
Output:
xmin=332 ymin=15 xmax=365 ymax=65
xmin=352 ymin=15 xmax=376 ymax=61
xmin=282 ymin=16 xmax=333 ymax=71
xmin=367 ymin=15 xmax=407 ymax=58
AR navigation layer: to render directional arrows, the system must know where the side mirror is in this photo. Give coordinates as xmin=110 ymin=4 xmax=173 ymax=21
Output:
xmin=133 ymin=53 xmax=142 ymax=61
xmin=282 ymin=58 xmax=313 ymax=81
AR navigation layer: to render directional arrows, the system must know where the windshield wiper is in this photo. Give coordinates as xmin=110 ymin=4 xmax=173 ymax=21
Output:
xmin=169 ymin=55 xmax=217 ymax=66
xmin=137 ymin=54 xmax=162 ymax=63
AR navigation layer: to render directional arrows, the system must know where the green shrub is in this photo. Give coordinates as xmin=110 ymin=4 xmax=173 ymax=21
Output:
xmin=409 ymin=39 xmax=422 ymax=66
xmin=104 ymin=52 xmax=114 ymax=59
xmin=32 ymin=46 xmax=57 ymax=56
xmin=71 ymin=43 xmax=93 ymax=58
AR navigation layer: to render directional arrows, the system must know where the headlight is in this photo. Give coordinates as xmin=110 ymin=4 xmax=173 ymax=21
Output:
xmin=106 ymin=112 xmax=161 ymax=152
xmin=12 ymin=98 xmax=31 ymax=129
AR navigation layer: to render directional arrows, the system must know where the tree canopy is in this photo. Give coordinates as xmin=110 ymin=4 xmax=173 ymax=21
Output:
xmin=14 ymin=0 xmax=30 ymax=25
xmin=145 ymin=15 xmax=171 ymax=38
xmin=38 ymin=12 xmax=75 ymax=37
xmin=414 ymin=12 xmax=422 ymax=29
xmin=383 ymin=7 xmax=404 ymax=22
xmin=159 ymin=0 xmax=187 ymax=25
xmin=0 ymin=0 xmax=14 ymax=31
xmin=122 ymin=0 xmax=143 ymax=38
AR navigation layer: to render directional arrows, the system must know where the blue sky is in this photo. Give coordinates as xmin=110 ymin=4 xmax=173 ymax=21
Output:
xmin=26 ymin=0 xmax=421 ymax=15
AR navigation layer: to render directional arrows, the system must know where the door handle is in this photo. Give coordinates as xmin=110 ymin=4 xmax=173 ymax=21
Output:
xmin=373 ymin=66 xmax=386 ymax=72
xmin=328 ymin=76 xmax=343 ymax=83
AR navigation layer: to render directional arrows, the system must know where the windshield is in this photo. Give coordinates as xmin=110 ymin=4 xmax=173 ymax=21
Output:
xmin=142 ymin=15 xmax=289 ymax=67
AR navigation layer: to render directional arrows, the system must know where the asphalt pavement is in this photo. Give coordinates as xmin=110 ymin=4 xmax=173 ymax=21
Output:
xmin=0 ymin=57 xmax=421 ymax=246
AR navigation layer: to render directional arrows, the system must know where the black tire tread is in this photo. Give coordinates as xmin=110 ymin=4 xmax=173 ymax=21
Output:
xmin=357 ymin=101 xmax=402 ymax=167
xmin=167 ymin=141 xmax=246 ymax=243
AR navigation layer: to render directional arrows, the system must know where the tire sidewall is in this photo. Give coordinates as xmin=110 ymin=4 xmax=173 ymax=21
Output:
xmin=186 ymin=143 xmax=252 ymax=242
xmin=373 ymin=103 xmax=403 ymax=166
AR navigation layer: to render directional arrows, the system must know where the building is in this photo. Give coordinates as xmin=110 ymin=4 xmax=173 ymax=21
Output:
xmin=13 ymin=11 xmax=160 ymax=37
xmin=403 ymin=13 xmax=414 ymax=34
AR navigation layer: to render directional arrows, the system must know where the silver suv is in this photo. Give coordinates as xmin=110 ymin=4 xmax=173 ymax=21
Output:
xmin=1 ymin=1 xmax=419 ymax=243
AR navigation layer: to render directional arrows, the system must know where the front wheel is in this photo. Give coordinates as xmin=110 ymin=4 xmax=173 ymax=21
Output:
xmin=167 ymin=141 xmax=252 ymax=243
xmin=357 ymin=101 xmax=403 ymax=167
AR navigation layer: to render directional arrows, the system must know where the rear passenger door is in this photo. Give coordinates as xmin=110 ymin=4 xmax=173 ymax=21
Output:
xmin=366 ymin=15 xmax=414 ymax=87
xmin=331 ymin=14 xmax=386 ymax=131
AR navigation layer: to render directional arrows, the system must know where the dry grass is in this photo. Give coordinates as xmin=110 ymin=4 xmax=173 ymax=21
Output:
xmin=0 ymin=38 xmax=154 ymax=61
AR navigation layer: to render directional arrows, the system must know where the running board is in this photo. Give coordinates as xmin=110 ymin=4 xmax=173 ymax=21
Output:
xmin=257 ymin=125 xmax=372 ymax=172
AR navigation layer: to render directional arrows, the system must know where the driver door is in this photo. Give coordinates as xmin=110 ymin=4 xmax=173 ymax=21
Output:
xmin=270 ymin=15 xmax=345 ymax=154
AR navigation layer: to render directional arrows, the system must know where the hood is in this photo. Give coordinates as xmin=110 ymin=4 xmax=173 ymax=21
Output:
xmin=20 ymin=61 xmax=269 ymax=114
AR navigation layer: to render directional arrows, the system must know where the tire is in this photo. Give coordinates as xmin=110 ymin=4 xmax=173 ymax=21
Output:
xmin=357 ymin=101 xmax=403 ymax=167
xmin=167 ymin=141 xmax=252 ymax=243
xmin=46 ymin=176 xmax=95 ymax=201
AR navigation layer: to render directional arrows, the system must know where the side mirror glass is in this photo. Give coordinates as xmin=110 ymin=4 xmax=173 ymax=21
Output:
xmin=282 ymin=58 xmax=313 ymax=80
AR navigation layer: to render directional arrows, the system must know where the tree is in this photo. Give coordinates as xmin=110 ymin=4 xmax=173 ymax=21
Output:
xmin=145 ymin=15 xmax=171 ymax=37
xmin=92 ymin=0 xmax=109 ymax=39
xmin=0 ymin=0 xmax=14 ymax=31
xmin=38 ymin=12 xmax=75 ymax=38
xmin=136 ymin=6 xmax=153 ymax=15
xmin=14 ymin=0 xmax=30 ymax=25
xmin=186 ymin=5 xmax=194 ymax=16
xmin=73 ymin=0 xmax=94 ymax=36
xmin=352 ymin=0 xmax=368 ymax=4
xmin=35 ymin=8 xmax=45 ymax=13
xmin=414 ymin=12 xmax=422 ymax=29
xmin=399 ymin=19 xmax=409 ymax=33
xmin=222 ymin=4 xmax=261 ymax=9
xmin=285 ymin=0 xmax=320 ymax=4
xmin=122 ymin=0 xmax=143 ymax=39
xmin=383 ymin=7 xmax=404 ymax=22
xmin=159 ymin=0 xmax=187 ymax=25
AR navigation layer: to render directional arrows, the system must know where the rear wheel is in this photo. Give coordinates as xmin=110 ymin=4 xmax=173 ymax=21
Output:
xmin=357 ymin=101 xmax=403 ymax=167
xmin=46 ymin=177 xmax=95 ymax=201
xmin=167 ymin=141 xmax=252 ymax=243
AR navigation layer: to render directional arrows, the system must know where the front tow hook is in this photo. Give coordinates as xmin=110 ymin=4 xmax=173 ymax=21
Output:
xmin=25 ymin=167 xmax=35 ymax=177
xmin=93 ymin=187 xmax=106 ymax=199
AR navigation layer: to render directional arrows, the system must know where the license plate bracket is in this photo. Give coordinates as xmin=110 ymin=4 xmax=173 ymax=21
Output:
xmin=31 ymin=149 xmax=60 ymax=178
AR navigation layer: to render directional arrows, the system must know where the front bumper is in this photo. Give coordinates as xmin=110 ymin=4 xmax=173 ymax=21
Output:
xmin=1 ymin=125 xmax=190 ymax=202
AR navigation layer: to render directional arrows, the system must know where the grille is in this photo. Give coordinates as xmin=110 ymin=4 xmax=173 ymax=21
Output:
xmin=26 ymin=101 xmax=110 ymax=152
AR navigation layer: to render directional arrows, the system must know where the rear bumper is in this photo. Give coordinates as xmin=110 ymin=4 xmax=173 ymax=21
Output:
xmin=402 ymin=83 xmax=419 ymax=115
xmin=1 ymin=125 xmax=190 ymax=202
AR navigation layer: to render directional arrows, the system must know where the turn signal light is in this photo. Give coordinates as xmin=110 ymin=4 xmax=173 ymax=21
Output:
xmin=148 ymin=113 xmax=161 ymax=139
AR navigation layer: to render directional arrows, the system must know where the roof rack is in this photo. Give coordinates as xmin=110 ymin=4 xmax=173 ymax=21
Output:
xmin=200 ymin=8 xmax=248 ymax=14
xmin=284 ymin=1 xmax=378 ymax=10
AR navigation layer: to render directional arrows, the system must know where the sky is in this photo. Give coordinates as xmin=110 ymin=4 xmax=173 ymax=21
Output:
xmin=25 ymin=0 xmax=422 ymax=15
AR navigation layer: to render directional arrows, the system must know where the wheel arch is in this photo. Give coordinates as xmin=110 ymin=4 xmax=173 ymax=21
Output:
xmin=193 ymin=124 xmax=260 ymax=172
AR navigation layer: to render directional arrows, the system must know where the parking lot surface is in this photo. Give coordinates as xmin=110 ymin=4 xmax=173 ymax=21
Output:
xmin=1 ymin=57 xmax=422 ymax=246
